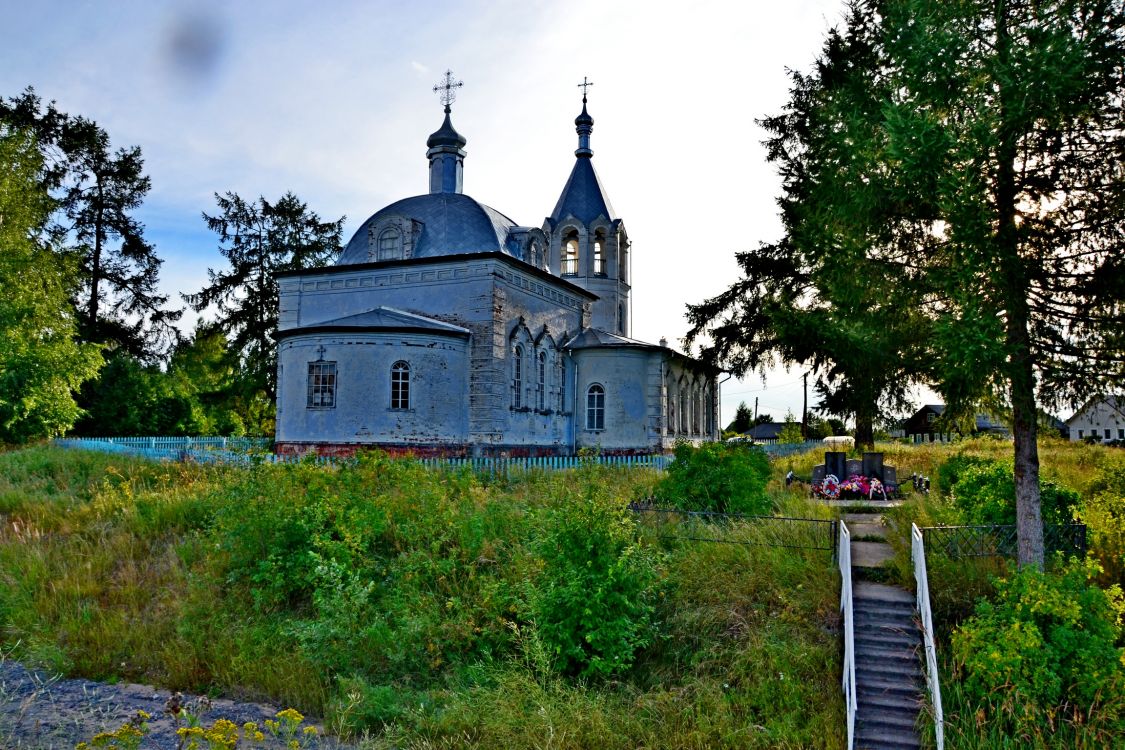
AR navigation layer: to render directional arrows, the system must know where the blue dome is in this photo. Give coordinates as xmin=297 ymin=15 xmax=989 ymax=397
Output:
xmin=337 ymin=193 xmax=517 ymax=265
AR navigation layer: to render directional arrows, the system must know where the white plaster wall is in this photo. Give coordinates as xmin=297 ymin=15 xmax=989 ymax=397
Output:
xmin=276 ymin=332 xmax=469 ymax=446
xmin=1069 ymin=400 xmax=1125 ymax=441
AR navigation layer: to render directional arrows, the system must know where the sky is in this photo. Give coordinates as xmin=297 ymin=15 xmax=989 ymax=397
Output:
xmin=1 ymin=0 xmax=938 ymax=427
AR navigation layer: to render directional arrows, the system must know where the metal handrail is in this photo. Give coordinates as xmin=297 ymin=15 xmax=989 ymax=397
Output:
xmin=839 ymin=521 xmax=856 ymax=749
xmin=912 ymin=523 xmax=945 ymax=749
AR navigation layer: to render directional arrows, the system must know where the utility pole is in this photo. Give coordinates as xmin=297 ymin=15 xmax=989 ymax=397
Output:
xmin=753 ymin=397 xmax=758 ymax=424
xmin=801 ymin=372 xmax=808 ymax=439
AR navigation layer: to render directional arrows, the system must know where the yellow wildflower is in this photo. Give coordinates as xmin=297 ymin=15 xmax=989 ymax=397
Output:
xmin=276 ymin=707 xmax=305 ymax=724
xmin=303 ymin=725 xmax=318 ymax=735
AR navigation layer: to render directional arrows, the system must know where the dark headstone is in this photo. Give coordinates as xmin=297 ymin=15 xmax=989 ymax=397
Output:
xmin=825 ymin=451 xmax=847 ymax=479
xmin=811 ymin=465 xmax=826 ymax=483
xmin=846 ymin=458 xmax=862 ymax=477
xmin=863 ymin=452 xmax=884 ymax=481
xmin=884 ymin=467 xmax=897 ymax=487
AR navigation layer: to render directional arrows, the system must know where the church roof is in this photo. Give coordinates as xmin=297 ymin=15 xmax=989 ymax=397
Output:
xmin=277 ymin=306 xmax=471 ymax=339
xmin=564 ymin=328 xmax=653 ymax=350
xmin=337 ymin=193 xmax=518 ymax=265
xmin=548 ymin=156 xmax=616 ymax=226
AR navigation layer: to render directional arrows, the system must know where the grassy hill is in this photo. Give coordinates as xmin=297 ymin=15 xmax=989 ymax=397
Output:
xmin=0 ymin=446 xmax=844 ymax=749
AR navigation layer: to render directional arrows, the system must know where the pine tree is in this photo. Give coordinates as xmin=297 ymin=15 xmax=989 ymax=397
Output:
xmin=187 ymin=192 xmax=343 ymax=434
xmin=0 ymin=88 xmax=180 ymax=360
xmin=686 ymin=4 xmax=928 ymax=449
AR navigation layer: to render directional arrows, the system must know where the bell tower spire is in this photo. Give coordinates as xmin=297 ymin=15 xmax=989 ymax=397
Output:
xmin=575 ymin=76 xmax=594 ymax=157
xmin=544 ymin=78 xmax=631 ymax=337
xmin=426 ymin=70 xmax=467 ymax=194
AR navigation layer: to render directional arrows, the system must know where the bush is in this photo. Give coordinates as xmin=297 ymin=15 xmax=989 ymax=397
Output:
xmin=657 ymin=441 xmax=771 ymax=515
xmin=534 ymin=480 xmax=665 ymax=679
xmin=949 ymin=459 xmax=1078 ymax=526
xmin=952 ymin=559 xmax=1125 ymax=734
xmin=1079 ymin=452 xmax=1125 ymax=588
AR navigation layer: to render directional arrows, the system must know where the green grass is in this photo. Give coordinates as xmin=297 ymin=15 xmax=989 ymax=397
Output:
xmin=0 ymin=446 xmax=844 ymax=749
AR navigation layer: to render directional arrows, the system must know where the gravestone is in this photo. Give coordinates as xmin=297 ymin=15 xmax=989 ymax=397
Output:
xmin=811 ymin=464 xmax=826 ymax=483
xmin=825 ymin=451 xmax=847 ymax=479
xmin=863 ymin=452 xmax=884 ymax=481
xmin=884 ymin=466 xmax=897 ymax=487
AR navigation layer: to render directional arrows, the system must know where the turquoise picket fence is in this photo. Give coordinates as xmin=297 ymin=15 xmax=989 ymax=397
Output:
xmin=51 ymin=438 xmax=673 ymax=473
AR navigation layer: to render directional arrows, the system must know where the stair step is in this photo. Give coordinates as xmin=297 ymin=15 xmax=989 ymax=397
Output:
xmin=856 ymin=662 xmax=922 ymax=681
xmin=854 ymin=599 xmax=915 ymax=614
xmin=854 ymin=612 xmax=916 ymax=628
xmin=856 ymin=644 xmax=918 ymax=662
xmin=856 ymin=631 xmax=919 ymax=649
xmin=856 ymin=737 xmax=922 ymax=750
xmin=858 ymin=691 xmax=923 ymax=714
xmin=858 ymin=707 xmax=918 ymax=731
xmin=855 ymin=723 xmax=921 ymax=749
xmin=858 ymin=678 xmax=924 ymax=699
xmin=854 ymin=581 xmax=916 ymax=604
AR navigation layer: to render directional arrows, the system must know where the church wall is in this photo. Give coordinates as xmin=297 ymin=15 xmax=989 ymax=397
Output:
xmin=275 ymin=331 xmax=469 ymax=449
xmin=572 ymin=348 xmax=663 ymax=453
xmin=480 ymin=266 xmax=589 ymax=454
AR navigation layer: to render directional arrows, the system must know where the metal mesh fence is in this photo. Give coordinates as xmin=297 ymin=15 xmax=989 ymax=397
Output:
xmin=920 ymin=523 xmax=1087 ymax=560
xmin=629 ymin=502 xmax=838 ymax=557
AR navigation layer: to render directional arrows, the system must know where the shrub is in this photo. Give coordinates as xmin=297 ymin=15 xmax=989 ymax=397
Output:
xmin=952 ymin=559 xmax=1125 ymax=733
xmin=949 ymin=459 xmax=1078 ymax=526
xmin=534 ymin=480 xmax=665 ymax=679
xmin=657 ymin=441 xmax=771 ymax=515
xmin=1079 ymin=452 xmax=1125 ymax=588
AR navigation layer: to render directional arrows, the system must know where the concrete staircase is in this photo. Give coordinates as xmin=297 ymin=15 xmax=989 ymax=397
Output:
xmin=844 ymin=510 xmax=925 ymax=749
xmin=853 ymin=581 xmax=924 ymax=749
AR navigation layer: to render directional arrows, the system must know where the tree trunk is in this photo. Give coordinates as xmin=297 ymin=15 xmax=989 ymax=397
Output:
xmin=854 ymin=411 xmax=875 ymax=450
xmin=88 ymin=181 xmax=103 ymax=336
xmin=995 ymin=0 xmax=1044 ymax=569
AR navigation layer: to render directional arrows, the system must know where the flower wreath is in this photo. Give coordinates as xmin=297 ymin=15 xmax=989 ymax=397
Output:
xmin=869 ymin=477 xmax=886 ymax=502
xmin=821 ymin=474 xmax=841 ymax=499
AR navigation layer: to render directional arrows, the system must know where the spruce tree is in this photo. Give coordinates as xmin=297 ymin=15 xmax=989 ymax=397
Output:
xmin=187 ymin=192 xmax=343 ymax=434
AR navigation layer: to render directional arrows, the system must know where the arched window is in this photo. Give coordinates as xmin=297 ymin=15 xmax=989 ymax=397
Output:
xmin=513 ymin=345 xmax=524 ymax=408
xmin=618 ymin=234 xmax=628 ymax=281
xmin=667 ymin=388 xmax=676 ymax=435
xmin=390 ymin=360 xmax=410 ymax=409
xmin=537 ymin=351 xmax=547 ymax=410
xmin=593 ymin=230 xmax=606 ymax=275
xmin=561 ymin=231 xmax=580 ymax=276
xmin=556 ymin=357 xmax=566 ymax=411
xmin=618 ymin=302 xmax=626 ymax=335
xmin=378 ymin=228 xmax=401 ymax=261
xmin=586 ymin=384 xmax=605 ymax=430
xmin=688 ymin=386 xmax=697 ymax=434
xmin=528 ymin=240 xmax=542 ymax=268
xmin=680 ymin=390 xmax=688 ymax=434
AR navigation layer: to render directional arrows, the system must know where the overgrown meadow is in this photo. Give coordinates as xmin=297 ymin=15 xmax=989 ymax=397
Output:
xmin=0 ymin=446 xmax=843 ymax=749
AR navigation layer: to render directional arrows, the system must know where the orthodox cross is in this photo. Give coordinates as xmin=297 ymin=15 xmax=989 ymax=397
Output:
xmin=315 ymin=344 xmax=327 ymax=361
xmin=433 ymin=69 xmax=463 ymax=112
xmin=577 ymin=76 xmax=594 ymax=102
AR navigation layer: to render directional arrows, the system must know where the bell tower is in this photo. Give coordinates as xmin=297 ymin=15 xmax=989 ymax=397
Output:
xmin=543 ymin=79 xmax=631 ymax=336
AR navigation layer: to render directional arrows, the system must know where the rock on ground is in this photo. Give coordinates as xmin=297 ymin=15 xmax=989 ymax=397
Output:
xmin=0 ymin=660 xmax=346 ymax=749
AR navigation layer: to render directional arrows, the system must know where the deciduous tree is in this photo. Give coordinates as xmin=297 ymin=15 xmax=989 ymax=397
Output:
xmin=695 ymin=0 xmax=1125 ymax=567
xmin=0 ymin=128 xmax=102 ymax=441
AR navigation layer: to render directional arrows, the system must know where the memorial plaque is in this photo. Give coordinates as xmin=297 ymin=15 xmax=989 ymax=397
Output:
xmin=825 ymin=451 xmax=847 ymax=479
xmin=846 ymin=458 xmax=862 ymax=477
xmin=863 ymin=452 xmax=884 ymax=481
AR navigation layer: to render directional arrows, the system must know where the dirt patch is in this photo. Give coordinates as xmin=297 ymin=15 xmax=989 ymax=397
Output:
xmin=0 ymin=661 xmax=348 ymax=749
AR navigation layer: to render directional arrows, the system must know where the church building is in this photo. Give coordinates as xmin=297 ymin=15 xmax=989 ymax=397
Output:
xmin=274 ymin=76 xmax=719 ymax=456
